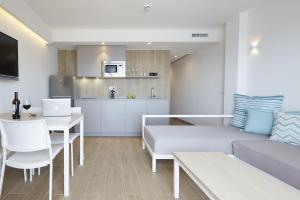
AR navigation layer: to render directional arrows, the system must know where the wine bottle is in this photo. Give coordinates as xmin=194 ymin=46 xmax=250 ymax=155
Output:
xmin=12 ymin=92 xmax=20 ymax=119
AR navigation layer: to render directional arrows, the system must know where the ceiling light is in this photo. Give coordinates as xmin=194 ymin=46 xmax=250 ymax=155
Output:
xmin=101 ymin=42 xmax=105 ymax=45
xmin=147 ymin=42 xmax=152 ymax=45
xmin=144 ymin=4 xmax=152 ymax=11
xmin=174 ymin=55 xmax=178 ymax=58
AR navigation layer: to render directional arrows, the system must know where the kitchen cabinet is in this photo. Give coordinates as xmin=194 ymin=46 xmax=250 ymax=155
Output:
xmin=75 ymin=99 xmax=101 ymax=132
xmin=100 ymin=100 xmax=126 ymax=132
xmin=58 ymin=50 xmax=76 ymax=76
xmin=76 ymin=45 xmax=101 ymax=77
xmin=101 ymin=46 xmax=126 ymax=61
xmin=75 ymin=99 xmax=169 ymax=136
xmin=125 ymin=100 xmax=148 ymax=132
xmin=148 ymin=100 xmax=170 ymax=115
xmin=147 ymin=100 xmax=170 ymax=125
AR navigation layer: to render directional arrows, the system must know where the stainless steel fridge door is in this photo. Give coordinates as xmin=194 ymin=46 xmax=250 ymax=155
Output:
xmin=49 ymin=75 xmax=73 ymax=98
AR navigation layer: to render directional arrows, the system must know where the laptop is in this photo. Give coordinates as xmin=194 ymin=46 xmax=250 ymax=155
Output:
xmin=42 ymin=99 xmax=71 ymax=117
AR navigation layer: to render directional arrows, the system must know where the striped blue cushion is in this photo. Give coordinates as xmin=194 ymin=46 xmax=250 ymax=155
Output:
xmin=231 ymin=94 xmax=284 ymax=128
xmin=270 ymin=112 xmax=300 ymax=146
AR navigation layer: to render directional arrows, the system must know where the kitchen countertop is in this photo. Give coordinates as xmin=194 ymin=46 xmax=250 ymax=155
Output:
xmin=76 ymin=97 xmax=165 ymax=100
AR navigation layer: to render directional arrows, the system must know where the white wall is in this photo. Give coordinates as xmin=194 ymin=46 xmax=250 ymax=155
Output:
xmin=171 ymin=43 xmax=224 ymax=124
xmin=224 ymin=0 xmax=300 ymax=111
xmin=0 ymin=0 xmax=52 ymax=41
xmin=246 ymin=0 xmax=300 ymax=110
xmin=223 ymin=12 xmax=249 ymax=114
xmin=223 ymin=15 xmax=240 ymax=115
xmin=0 ymin=7 xmax=57 ymax=113
xmin=52 ymin=28 xmax=223 ymax=43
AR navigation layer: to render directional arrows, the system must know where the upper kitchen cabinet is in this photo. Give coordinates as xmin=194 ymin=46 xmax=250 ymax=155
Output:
xmin=76 ymin=45 xmax=102 ymax=77
xmin=101 ymin=46 xmax=126 ymax=61
xmin=58 ymin=50 xmax=76 ymax=76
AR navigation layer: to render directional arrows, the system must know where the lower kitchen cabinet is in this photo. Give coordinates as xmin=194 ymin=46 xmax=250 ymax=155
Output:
xmin=75 ymin=99 xmax=101 ymax=133
xmin=125 ymin=100 xmax=148 ymax=133
xmin=75 ymin=99 xmax=169 ymax=136
xmin=100 ymin=100 xmax=126 ymax=133
xmin=147 ymin=100 xmax=170 ymax=125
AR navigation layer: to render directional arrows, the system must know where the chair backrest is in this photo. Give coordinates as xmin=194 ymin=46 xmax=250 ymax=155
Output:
xmin=0 ymin=119 xmax=51 ymax=153
xmin=71 ymin=107 xmax=81 ymax=114
xmin=22 ymin=107 xmax=42 ymax=113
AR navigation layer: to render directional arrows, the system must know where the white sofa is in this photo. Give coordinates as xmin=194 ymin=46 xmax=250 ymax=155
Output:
xmin=142 ymin=115 xmax=268 ymax=173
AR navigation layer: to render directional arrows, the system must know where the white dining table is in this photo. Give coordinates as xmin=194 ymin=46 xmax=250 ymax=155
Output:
xmin=0 ymin=113 xmax=84 ymax=197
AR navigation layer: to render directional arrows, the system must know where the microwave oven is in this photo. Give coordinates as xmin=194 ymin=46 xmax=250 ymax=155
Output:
xmin=102 ymin=61 xmax=126 ymax=77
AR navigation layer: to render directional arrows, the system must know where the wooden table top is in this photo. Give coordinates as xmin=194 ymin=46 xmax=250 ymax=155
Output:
xmin=174 ymin=152 xmax=300 ymax=200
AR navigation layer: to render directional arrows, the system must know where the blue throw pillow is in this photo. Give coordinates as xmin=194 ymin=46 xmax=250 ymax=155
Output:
xmin=231 ymin=94 xmax=284 ymax=128
xmin=244 ymin=109 xmax=274 ymax=135
xmin=270 ymin=112 xmax=300 ymax=146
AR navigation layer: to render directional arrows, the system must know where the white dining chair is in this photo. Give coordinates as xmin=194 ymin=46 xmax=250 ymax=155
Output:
xmin=50 ymin=107 xmax=81 ymax=176
xmin=21 ymin=106 xmax=43 ymax=179
xmin=0 ymin=119 xmax=64 ymax=200
xmin=27 ymin=106 xmax=82 ymax=177
xmin=0 ymin=138 xmax=27 ymax=183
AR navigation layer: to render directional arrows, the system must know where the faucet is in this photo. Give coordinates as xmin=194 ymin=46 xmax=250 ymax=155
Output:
xmin=151 ymin=87 xmax=156 ymax=99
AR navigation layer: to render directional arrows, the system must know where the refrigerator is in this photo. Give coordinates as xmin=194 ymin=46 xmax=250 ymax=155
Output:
xmin=49 ymin=75 xmax=74 ymax=106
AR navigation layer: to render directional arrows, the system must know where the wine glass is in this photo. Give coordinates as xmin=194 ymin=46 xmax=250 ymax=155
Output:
xmin=23 ymin=99 xmax=31 ymax=118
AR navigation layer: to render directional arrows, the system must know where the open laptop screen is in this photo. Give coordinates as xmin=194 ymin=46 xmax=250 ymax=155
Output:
xmin=42 ymin=99 xmax=71 ymax=117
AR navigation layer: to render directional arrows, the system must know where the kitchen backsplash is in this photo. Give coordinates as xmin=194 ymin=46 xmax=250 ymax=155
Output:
xmin=71 ymin=50 xmax=170 ymax=99
xmin=74 ymin=78 xmax=168 ymax=99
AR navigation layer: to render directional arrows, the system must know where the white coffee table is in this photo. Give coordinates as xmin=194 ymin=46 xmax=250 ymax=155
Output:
xmin=173 ymin=152 xmax=300 ymax=200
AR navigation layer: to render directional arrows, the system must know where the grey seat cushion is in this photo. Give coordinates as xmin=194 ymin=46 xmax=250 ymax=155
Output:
xmin=144 ymin=125 xmax=267 ymax=155
xmin=232 ymin=140 xmax=300 ymax=190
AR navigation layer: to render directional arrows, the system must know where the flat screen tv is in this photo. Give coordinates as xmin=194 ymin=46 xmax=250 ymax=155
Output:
xmin=0 ymin=32 xmax=19 ymax=79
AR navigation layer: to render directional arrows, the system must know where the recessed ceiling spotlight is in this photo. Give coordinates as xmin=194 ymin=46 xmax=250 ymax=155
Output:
xmin=147 ymin=42 xmax=152 ymax=45
xmin=144 ymin=4 xmax=152 ymax=11
xmin=174 ymin=55 xmax=178 ymax=58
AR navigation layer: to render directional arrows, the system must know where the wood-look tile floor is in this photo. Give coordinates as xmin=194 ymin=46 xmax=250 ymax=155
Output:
xmin=0 ymin=137 xmax=209 ymax=200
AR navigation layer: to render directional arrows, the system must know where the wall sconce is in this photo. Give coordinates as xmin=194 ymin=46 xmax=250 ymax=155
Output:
xmin=250 ymin=40 xmax=260 ymax=55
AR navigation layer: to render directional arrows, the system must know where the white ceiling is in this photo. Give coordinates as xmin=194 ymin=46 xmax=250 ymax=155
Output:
xmin=24 ymin=0 xmax=262 ymax=61
xmin=24 ymin=0 xmax=261 ymax=29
